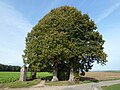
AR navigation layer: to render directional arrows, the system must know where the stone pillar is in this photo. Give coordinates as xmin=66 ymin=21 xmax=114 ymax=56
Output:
xmin=20 ymin=65 xmax=27 ymax=81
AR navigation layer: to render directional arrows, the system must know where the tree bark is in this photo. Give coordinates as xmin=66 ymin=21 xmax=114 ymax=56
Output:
xmin=31 ymin=71 xmax=36 ymax=79
xmin=51 ymin=63 xmax=58 ymax=81
xmin=68 ymin=67 xmax=75 ymax=82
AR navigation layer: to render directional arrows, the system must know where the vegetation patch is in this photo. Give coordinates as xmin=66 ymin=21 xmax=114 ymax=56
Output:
xmin=0 ymin=72 xmax=52 ymax=88
xmin=0 ymin=79 xmax=40 ymax=88
xmin=0 ymin=72 xmax=20 ymax=83
xmin=102 ymin=84 xmax=120 ymax=90
xmin=37 ymin=72 xmax=53 ymax=78
xmin=45 ymin=81 xmax=75 ymax=86
xmin=45 ymin=80 xmax=97 ymax=86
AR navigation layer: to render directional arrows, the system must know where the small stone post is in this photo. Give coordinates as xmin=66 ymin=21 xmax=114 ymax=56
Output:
xmin=20 ymin=65 xmax=27 ymax=81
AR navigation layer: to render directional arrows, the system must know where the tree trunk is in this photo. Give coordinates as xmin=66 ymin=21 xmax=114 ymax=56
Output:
xmin=68 ymin=68 xmax=75 ymax=82
xmin=51 ymin=63 xmax=58 ymax=81
xmin=31 ymin=71 xmax=36 ymax=79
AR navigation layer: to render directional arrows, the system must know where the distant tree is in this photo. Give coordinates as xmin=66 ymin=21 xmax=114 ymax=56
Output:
xmin=0 ymin=64 xmax=21 ymax=71
xmin=23 ymin=6 xmax=107 ymax=82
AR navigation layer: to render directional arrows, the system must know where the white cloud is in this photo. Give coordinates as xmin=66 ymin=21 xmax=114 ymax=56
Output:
xmin=0 ymin=1 xmax=33 ymax=66
xmin=96 ymin=2 xmax=120 ymax=23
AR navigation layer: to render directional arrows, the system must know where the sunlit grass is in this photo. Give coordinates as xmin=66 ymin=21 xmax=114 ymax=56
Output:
xmin=102 ymin=84 xmax=120 ymax=90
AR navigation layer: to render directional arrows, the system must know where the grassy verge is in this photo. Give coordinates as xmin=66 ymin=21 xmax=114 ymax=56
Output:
xmin=45 ymin=81 xmax=74 ymax=86
xmin=0 ymin=79 xmax=40 ymax=88
xmin=102 ymin=84 xmax=120 ymax=90
xmin=45 ymin=78 xmax=120 ymax=86
xmin=45 ymin=80 xmax=96 ymax=86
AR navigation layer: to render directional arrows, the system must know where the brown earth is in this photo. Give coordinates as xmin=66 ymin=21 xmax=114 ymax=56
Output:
xmin=83 ymin=72 xmax=120 ymax=81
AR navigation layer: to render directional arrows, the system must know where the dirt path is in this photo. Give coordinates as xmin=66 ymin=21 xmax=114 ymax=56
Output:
xmin=3 ymin=80 xmax=120 ymax=90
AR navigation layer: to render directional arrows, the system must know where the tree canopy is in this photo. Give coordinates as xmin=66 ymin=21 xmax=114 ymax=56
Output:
xmin=0 ymin=63 xmax=21 ymax=71
xmin=23 ymin=6 xmax=107 ymax=82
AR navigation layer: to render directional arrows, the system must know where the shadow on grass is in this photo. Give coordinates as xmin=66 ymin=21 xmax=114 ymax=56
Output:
xmin=26 ymin=78 xmax=38 ymax=81
xmin=80 ymin=77 xmax=99 ymax=82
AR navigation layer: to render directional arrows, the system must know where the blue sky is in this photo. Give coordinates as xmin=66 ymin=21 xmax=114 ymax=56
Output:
xmin=0 ymin=0 xmax=120 ymax=71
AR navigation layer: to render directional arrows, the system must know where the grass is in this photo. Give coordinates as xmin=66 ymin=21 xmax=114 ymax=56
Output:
xmin=40 ymin=71 xmax=120 ymax=86
xmin=45 ymin=80 xmax=96 ymax=86
xmin=102 ymin=84 xmax=120 ymax=90
xmin=0 ymin=72 xmax=52 ymax=84
xmin=0 ymin=72 xmax=20 ymax=83
xmin=45 ymin=81 xmax=73 ymax=86
xmin=37 ymin=72 xmax=53 ymax=78
xmin=1 ymin=71 xmax=120 ymax=87
xmin=26 ymin=72 xmax=53 ymax=79
xmin=0 ymin=72 xmax=52 ymax=88
xmin=0 ymin=79 xmax=40 ymax=88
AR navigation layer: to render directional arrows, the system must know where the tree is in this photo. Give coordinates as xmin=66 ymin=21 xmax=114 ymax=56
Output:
xmin=0 ymin=64 xmax=21 ymax=71
xmin=22 ymin=30 xmax=45 ymax=79
xmin=34 ymin=29 xmax=73 ymax=81
xmin=23 ymin=6 xmax=107 ymax=82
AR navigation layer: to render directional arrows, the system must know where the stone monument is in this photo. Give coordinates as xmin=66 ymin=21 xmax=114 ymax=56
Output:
xmin=20 ymin=65 xmax=27 ymax=81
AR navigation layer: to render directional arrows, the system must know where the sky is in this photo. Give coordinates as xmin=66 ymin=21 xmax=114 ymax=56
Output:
xmin=0 ymin=0 xmax=120 ymax=71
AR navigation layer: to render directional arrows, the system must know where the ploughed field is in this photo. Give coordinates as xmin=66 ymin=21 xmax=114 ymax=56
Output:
xmin=84 ymin=72 xmax=120 ymax=81
xmin=0 ymin=71 xmax=120 ymax=84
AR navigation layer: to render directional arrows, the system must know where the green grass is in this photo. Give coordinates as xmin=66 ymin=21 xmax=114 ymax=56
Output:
xmin=0 ymin=72 xmax=52 ymax=88
xmin=45 ymin=80 xmax=93 ymax=86
xmin=45 ymin=81 xmax=74 ymax=86
xmin=102 ymin=84 xmax=120 ymax=90
xmin=0 ymin=72 xmax=52 ymax=84
xmin=37 ymin=72 xmax=53 ymax=78
xmin=0 ymin=79 xmax=40 ymax=88
xmin=26 ymin=72 xmax=53 ymax=78
xmin=1 ymin=71 xmax=120 ymax=88
xmin=0 ymin=72 xmax=20 ymax=83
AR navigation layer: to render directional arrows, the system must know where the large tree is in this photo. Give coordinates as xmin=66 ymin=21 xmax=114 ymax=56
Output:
xmin=23 ymin=6 xmax=107 ymax=82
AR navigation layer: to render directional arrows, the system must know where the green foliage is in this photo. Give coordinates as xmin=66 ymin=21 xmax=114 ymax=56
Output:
xmin=0 ymin=64 xmax=21 ymax=71
xmin=23 ymin=6 xmax=107 ymax=79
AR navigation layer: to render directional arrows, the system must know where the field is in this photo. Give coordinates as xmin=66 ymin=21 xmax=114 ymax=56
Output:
xmin=82 ymin=72 xmax=120 ymax=81
xmin=1 ymin=71 xmax=120 ymax=83
xmin=0 ymin=72 xmax=52 ymax=88
xmin=0 ymin=72 xmax=20 ymax=83
xmin=0 ymin=71 xmax=120 ymax=88
xmin=0 ymin=72 xmax=52 ymax=84
xmin=102 ymin=84 xmax=120 ymax=90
